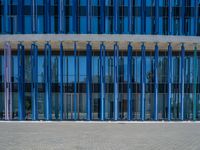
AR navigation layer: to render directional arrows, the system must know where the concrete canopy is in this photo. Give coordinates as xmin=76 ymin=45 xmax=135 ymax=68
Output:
xmin=0 ymin=34 xmax=199 ymax=51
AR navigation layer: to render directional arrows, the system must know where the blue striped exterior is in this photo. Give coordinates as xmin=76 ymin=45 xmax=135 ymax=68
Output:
xmin=0 ymin=0 xmax=200 ymax=35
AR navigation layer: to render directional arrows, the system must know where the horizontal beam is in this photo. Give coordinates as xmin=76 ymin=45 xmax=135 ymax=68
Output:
xmin=1 ymin=34 xmax=200 ymax=43
xmin=0 ymin=34 xmax=199 ymax=51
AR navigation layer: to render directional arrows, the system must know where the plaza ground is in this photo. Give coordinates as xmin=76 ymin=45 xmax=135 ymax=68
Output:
xmin=0 ymin=121 xmax=200 ymax=150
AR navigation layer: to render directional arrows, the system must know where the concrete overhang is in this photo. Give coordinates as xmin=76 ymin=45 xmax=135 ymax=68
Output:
xmin=0 ymin=34 xmax=199 ymax=51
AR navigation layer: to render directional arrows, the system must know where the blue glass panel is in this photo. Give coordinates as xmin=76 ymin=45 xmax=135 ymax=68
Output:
xmin=51 ymin=16 xmax=54 ymax=33
xmin=135 ymin=0 xmax=141 ymax=6
xmin=80 ymin=17 xmax=87 ymax=34
xmin=79 ymin=56 xmax=87 ymax=82
xmin=135 ymin=17 xmax=141 ymax=34
xmin=67 ymin=56 xmax=74 ymax=83
xmin=38 ymin=56 xmax=44 ymax=83
xmin=146 ymin=0 xmax=153 ymax=6
xmin=92 ymin=0 xmax=98 ymax=5
xmin=91 ymin=17 xmax=98 ymax=33
xmin=159 ymin=18 xmax=163 ymax=34
xmin=123 ymin=17 xmax=128 ymax=34
xmin=69 ymin=17 xmax=73 ymax=33
xmin=38 ymin=16 xmax=44 ymax=33
xmin=25 ymin=0 xmax=31 ymax=5
xmin=146 ymin=17 xmax=152 ymax=34
xmin=124 ymin=0 xmax=128 ymax=5
xmin=37 ymin=0 xmax=43 ymax=5
xmin=25 ymin=16 xmax=31 ymax=33
xmin=80 ymin=0 xmax=87 ymax=5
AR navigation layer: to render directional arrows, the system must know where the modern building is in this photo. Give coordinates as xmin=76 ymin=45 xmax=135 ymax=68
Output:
xmin=0 ymin=0 xmax=200 ymax=121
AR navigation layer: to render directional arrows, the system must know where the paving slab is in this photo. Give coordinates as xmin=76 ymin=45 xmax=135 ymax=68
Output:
xmin=0 ymin=122 xmax=199 ymax=150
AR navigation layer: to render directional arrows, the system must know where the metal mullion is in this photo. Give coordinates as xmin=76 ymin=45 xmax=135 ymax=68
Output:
xmin=114 ymin=42 xmax=119 ymax=120
xmin=31 ymin=43 xmax=34 ymax=120
xmin=58 ymin=0 xmax=65 ymax=33
xmin=180 ymin=0 xmax=185 ymax=35
xmin=194 ymin=0 xmax=198 ymax=36
xmin=141 ymin=0 xmax=146 ymax=34
xmin=31 ymin=0 xmax=38 ymax=33
xmin=100 ymin=0 xmax=105 ymax=33
xmin=168 ymin=43 xmax=172 ymax=121
xmin=168 ymin=0 xmax=172 ymax=35
xmin=100 ymin=42 xmax=106 ymax=121
xmin=180 ymin=44 xmax=185 ymax=120
xmin=4 ymin=42 xmax=12 ymax=120
xmin=77 ymin=53 xmax=80 ymax=119
xmin=155 ymin=0 xmax=159 ymax=34
xmin=66 ymin=54 xmax=69 ymax=119
xmin=87 ymin=0 xmax=91 ymax=33
xmin=60 ymin=42 xmax=63 ymax=120
xmin=74 ymin=42 xmax=77 ymax=120
xmin=127 ymin=43 xmax=132 ymax=120
xmin=48 ymin=43 xmax=52 ymax=120
xmin=18 ymin=43 xmax=25 ymax=120
xmin=128 ymin=0 xmax=133 ymax=34
xmin=44 ymin=43 xmax=48 ymax=120
xmin=154 ymin=43 xmax=158 ymax=120
xmin=193 ymin=45 xmax=198 ymax=121
xmin=31 ymin=43 xmax=38 ymax=120
xmin=113 ymin=0 xmax=119 ymax=34
xmin=44 ymin=42 xmax=52 ymax=120
xmin=86 ymin=42 xmax=92 ymax=120
xmin=140 ymin=43 xmax=146 ymax=121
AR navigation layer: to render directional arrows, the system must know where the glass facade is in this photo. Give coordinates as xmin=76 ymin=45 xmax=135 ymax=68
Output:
xmin=0 ymin=0 xmax=200 ymax=121
xmin=0 ymin=0 xmax=200 ymax=35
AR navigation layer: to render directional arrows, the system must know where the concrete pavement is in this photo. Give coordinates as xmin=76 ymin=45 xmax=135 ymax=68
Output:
xmin=0 ymin=121 xmax=199 ymax=150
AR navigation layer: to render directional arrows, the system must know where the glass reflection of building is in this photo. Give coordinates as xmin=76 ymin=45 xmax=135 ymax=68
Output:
xmin=0 ymin=0 xmax=200 ymax=121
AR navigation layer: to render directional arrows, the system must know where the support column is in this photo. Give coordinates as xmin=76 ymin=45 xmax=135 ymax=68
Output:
xmin=86 ymin=42 xmax=92 ymax=120
xmin=114 ymin=42 xmax=119 ymax=120
xmin=127 ymin=43 xmax=132 ymax=120
xmin=141 ymin=43 xmax=146 ymax=121
xmin=59 ymin=42 xmax=63 ymax=120
xmin=18 ymin=43 xmax=25 ymax=120
xmin=44 ymin=0 xmax=51 ymax=33
xmin=113 ymin=0 xmax=119 ymax=34
xmin=17 ymin=0 xmax=24 ymax=33
xmin=100 ymin=0 xmax=105 ymax=33
xmin=31 ymin=0 xmax=37 ymax=33
xmin=193 ymin=45 xmax=198 ymax=121
xmin=4 ymin=42 xmax=12 ymax=120
xmin=58 ymin=0 xmax=65 ymax=33
xmin=167 ymin=43 xmax=172 ymax=121
xmin=154 ymin=43 xmax=159 ymax=120
xmin=31 ymin=43 xmax=38 ymax=120
xmin=100 ymin=42 xmax=106 ymax=121
xmin=180 ymin=44 xmax=185 ymax=120
xmin=87 ymin=0 xmax=91 ymax=33
xmin=74 ymin=42 xmax=77 ymax=120
xmin=44 ymin=42 xmax=52 ymax=120
xmin=168 ymin=0 xmax=172 ymax=35
xmin=180 ymin=0 xmax=185 ymax=35
xmin=72 ymin=0 xmax=77 ymax=33
xmin=128 ymin=0 xmax=133 ymax=34
xmin=155 ymin=0 xmax=159 ymax=34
